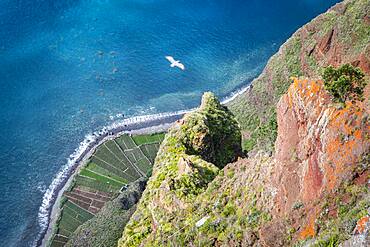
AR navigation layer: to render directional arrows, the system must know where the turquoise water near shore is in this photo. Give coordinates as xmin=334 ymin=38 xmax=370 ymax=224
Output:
xmin=0 ymin=0 xmax=339 ymax=246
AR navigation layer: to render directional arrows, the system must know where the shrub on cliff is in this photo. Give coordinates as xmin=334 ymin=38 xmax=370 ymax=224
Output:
xmin=323 ymin=64 xmax=366 ymax=105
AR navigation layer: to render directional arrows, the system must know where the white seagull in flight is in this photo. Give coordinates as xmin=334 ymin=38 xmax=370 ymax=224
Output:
xmin=165 ymin=56 xmax=185 ymax=70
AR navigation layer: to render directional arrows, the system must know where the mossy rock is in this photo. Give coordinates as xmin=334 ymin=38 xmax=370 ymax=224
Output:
xmin=118 ymin=92 xmax=242 ymax=246
xmin=179 ymin=92 xmax=242 ymax=167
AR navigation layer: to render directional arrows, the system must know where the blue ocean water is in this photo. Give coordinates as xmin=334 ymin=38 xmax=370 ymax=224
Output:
xmin=0 ymin=0 xmax=340 ymax=246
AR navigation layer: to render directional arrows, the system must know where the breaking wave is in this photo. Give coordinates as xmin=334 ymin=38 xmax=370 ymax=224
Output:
xmin=34 ymin=108 xmax=192 ymax=246
xmin=34 ymin=81 xmax=253 ymax=246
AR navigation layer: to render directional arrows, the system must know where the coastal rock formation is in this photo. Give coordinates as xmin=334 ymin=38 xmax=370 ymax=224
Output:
xmin=258 ymin=78 xmax=370 ymax=245
xmin=118 ymin=92 xmax=242 ymax=246
xmin=273 ymin=78 xmax=369 ymax=216
xmin=65 ymin=1 xmax=370 ymax=246
xmin=228 ymin=0 xmax=370 ymax=154
xmin=118 ymin=76 xmax=369 ymax=246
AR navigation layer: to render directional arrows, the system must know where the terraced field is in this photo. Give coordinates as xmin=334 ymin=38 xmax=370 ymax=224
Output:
xmin=49 ymin=132 xmax=164 ymax=247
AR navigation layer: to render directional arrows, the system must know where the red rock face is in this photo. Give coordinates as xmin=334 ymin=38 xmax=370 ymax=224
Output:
xmin=235 ymin=1 xmax=370 ymax=244
xmin=352 ymin=52 xmax=370 ymax=74
xmin=318 ymin=29 xmax=335 ymax=55
xmin=301 ymin=2 xmax=370 ymax=74
xmin=256 ymin=77 xmax=369 ymax=245
xmin=273 ymin=78 xmax=370 ymax=216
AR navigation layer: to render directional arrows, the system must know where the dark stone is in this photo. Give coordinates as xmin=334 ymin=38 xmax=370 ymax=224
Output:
xmin=119 ymin=179 xmax=147 ymax=210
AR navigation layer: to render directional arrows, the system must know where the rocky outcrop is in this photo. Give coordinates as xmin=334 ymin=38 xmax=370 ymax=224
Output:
xmin=180 ymin=92 xmax=243 ymax=167
xmin=118 ymin=78 xmax=368 ymax=246
xmin=118 ymin=92 xmax=242 ymax=246
xmin=257 ymin=78 xmax=370 ymax=245
xmin=273 ymin=78 xmax=369 ymax=216
xmin=115 ymin=1 xmax=370 ymax=246
xmin=117 ymin=75 xmax=369 ymax=246
xmin=228 ymin=0 xmax=370 ymax=154
xmin=340 ymin=214 xmax=370 ymax=247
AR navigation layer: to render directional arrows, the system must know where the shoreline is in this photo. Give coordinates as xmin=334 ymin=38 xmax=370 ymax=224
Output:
xmin=35 ymin=82 xmax=253 ymax=247
xmin=36 ymin=113 xmax=186 ymax=247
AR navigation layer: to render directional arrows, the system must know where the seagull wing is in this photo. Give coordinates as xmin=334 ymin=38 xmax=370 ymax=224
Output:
xmin=176 ymin=63 xmax=185 ymax=70
xmin=165 ymin=56 xmax=176 ymax=64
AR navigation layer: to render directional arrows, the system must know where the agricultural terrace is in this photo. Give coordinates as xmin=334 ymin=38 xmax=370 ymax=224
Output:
xmin=49 ymin=132 xmax=164 ymax=247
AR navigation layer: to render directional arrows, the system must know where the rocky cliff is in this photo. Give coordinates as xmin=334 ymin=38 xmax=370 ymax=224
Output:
xmin=261 ymin=78 xmax=369 ymax=246
xmin=117 ymin=75 xmax=369 ymax=246
xmin=38 ymin=0 xmax=369 ymax=246
xmin=113 ymin=0 xmax=370 ymax=246
xmin=119 ymin=0 xmax=370 ymax=246
xmin=273 ymin=78 xmax=369 ymax=216
xmin=118 ymin=92 xmax=242 ymax=246
xmin=228 ymin=0 xmax=369 ymax=154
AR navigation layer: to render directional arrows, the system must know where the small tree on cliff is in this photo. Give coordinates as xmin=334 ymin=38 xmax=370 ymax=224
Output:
xmin=323 ymin=64 xmax=366 ymax=105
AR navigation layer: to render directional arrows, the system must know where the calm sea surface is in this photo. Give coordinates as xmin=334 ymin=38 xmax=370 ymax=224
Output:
xmin=0 ymin=0 xmax=339 ymax=245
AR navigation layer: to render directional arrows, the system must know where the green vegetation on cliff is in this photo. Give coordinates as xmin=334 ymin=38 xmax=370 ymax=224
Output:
xmin=116 ymin=1 xmax=370 ymax=246
xmin=48 ymin=1 xmax=370 ymax=246
xmin=118 ymin=92 xmax=242 ymax=246
xmin=323 ymin=63 xmax=366 ymax=104
xmin=117 ymin=1 xmax=370 ymax=246
xmin=228 ymin=0 xmax=370 ymax=153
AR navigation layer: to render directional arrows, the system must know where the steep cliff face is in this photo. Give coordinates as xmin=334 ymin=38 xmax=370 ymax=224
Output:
xmin=117 ymin=77 xmax=369 ymax=246
xmin=274 ymin=78 xmax=369 ymax=215
xmin=118 ymin=92 xmax=242 ymax=246
xmin=115 ymin=1 xmax=370 ymax=246
xmin=262 ymin=78 xmax=370 ymax=245
xmin=228 ymin=0 xmax=370 ymax=153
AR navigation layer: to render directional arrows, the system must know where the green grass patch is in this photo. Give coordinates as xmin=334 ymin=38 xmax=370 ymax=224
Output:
xmin=140 ymin=143 xmax=160 ymax=162
xmin=89 ymin=157 xmax=128 ymax=179
xmin=86 ymin=162 xmax=128 ymax=184
xmin=80 ymin=168 xmax=126 ymax=187
xmin=50 ymin=239 xmax=68 ymax=247
xmin=64 ymin=200 xmax=94 ymax=222
xmin=58 ymin=211 xmax=81 ymax=234
xmin=242 ymin=108 xmax=278 ymax=152
xmin=116 ymin=134 xmax=137 ymax=149
xmin=132 ymin=133 xmax=165 ymax=145
xmin=94 ymin=146 xmax=125 ymax=170
xmin=57 ymin=228 xmax=72 ymax=237
xmin=135 ymin=158 xmax=152 ymax=175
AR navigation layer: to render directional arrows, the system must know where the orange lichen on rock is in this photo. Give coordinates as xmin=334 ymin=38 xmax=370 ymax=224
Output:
xmin=323 ymin=99 xmax=369 ymax=190
xmin=299 ymin=212 xmax=316 ymax=239
xmin=354 ymin=215 xmax=370 ymax=235
xmin=353 ymin=129 xmax=362 ymax=140
xmin=273 ymin=78 xmax=369 ymax=215
xmin=290 ymin=77 xmax=325 ymax=103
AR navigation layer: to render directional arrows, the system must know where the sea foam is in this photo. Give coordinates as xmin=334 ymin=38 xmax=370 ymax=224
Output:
xmin=34 ymin=85 xmax=254 ymax=246
xmin=35 ymin=84 xmax=252 ymax=246
xmin=34 ymin=108 xmax=193 ymax=246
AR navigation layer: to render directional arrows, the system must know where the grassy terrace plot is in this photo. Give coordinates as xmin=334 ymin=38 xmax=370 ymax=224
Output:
xmin=140 ymin=143 xmax=160 ymax=163
xmin=49 ymin=133 xmax=164 ymax=247
xmin=132 ymin=132 xmax=165 ymax=145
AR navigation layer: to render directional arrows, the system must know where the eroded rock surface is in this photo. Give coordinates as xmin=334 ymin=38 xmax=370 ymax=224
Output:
xmin=274 ymin=78 xmax=369 ymax=216
xmin=228 ymin=0 xmax=370 ymax=154
xmin=118 ymin=92 xmax=242 ymax=246
xmin=118 ymin=78 xmax=369 ymax=246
